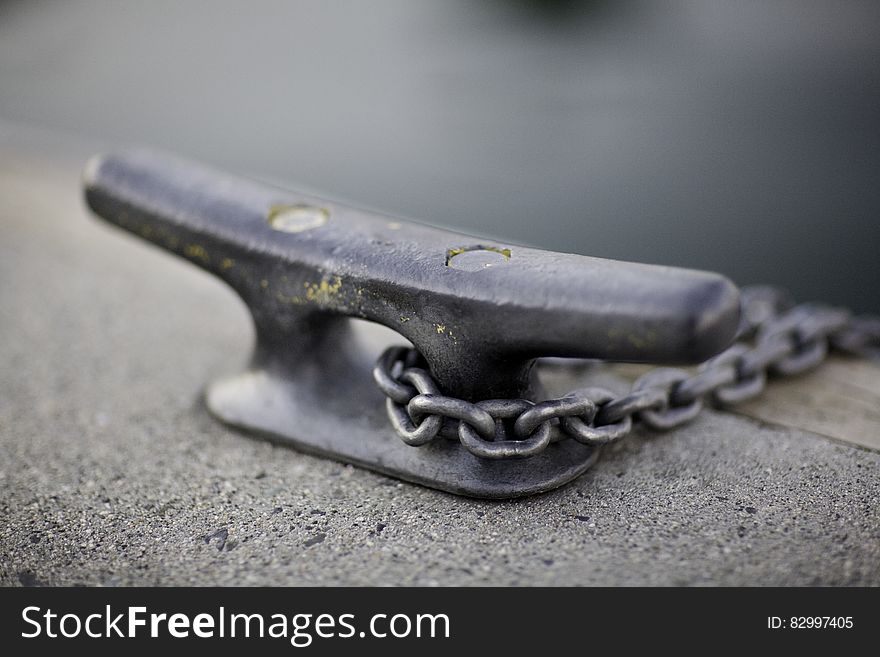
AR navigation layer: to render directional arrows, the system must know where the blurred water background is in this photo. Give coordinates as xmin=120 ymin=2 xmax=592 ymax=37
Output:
xmin=1 ymin=0 xmax=877 ymax=311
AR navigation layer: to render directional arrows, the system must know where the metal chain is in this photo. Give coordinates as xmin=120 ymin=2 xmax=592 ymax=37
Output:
xmin=373 ymin=286 xmax=880 ymax=460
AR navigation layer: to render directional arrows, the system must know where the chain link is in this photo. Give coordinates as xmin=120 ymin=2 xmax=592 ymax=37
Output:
xmin=374 ymin=286 xmax=880 ymax=459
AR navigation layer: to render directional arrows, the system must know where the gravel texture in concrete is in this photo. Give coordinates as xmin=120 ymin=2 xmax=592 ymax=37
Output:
xmin=1 ymin=138 xmax=878 ymax=586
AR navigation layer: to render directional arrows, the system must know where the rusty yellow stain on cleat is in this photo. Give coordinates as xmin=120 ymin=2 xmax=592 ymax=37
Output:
xmin=275 ymin=292 xmax=305 ymax=305
xmin=184 ymin=244 xmax=210 ymax=264
xmin=303 ymin=276 xmax=343 ymax=304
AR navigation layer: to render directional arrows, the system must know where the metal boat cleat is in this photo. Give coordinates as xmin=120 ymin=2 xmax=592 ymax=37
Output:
xmin=84 ymin=150 xmax=740 ymax=498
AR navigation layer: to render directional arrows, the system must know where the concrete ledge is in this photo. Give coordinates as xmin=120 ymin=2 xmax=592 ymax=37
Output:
xmin=2 ymin=142 xmax=878 ymax=586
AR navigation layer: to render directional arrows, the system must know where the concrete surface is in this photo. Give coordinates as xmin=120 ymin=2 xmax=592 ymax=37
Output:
xmin=1 ymin=136 xmax=879 ymax=586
